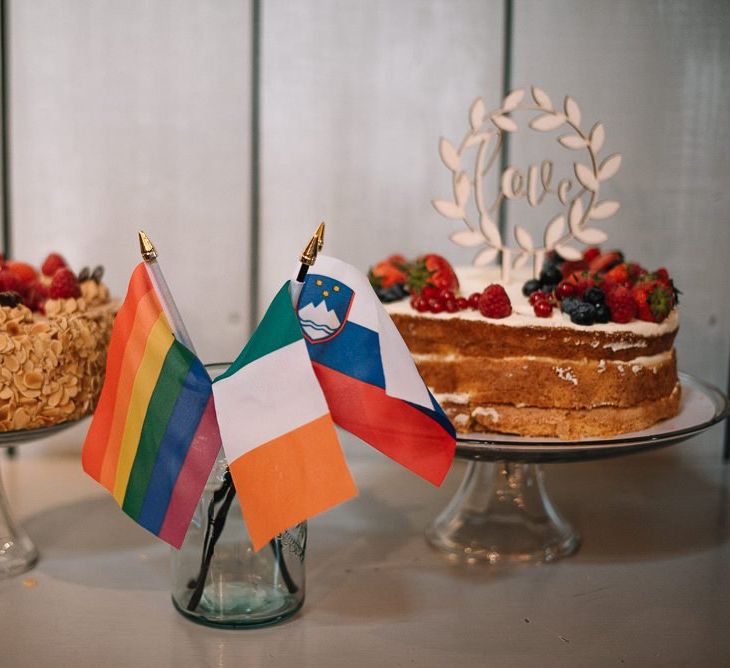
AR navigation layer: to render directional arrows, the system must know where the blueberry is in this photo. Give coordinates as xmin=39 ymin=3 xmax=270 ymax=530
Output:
xmin=570 ymin=302 xmax=597 ymax=326
xmin=594 ymin=303 xmax=610 ymax=323
xmin=560 ymin=296 xmax=582 ymax=315
xmin=541 ymin=284 xmax=557 ymax=294
xmin=584 ymin=286 xmax=605 ymax=305
xmin=539 ymin=265 xmax=563 ymax=286
xmin=376 ymin=284 xmax=408 ymax=303
xmin=522 ymin=279 xmax=541 ymax=297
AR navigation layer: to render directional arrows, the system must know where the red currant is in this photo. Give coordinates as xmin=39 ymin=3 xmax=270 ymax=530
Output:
xmin=440 ymin=289 xmax=455 ymax=302
xmin=534 ymin=300 xmax=553 ymax=317
xmin=414 ymin=296 xmax=430 ymax=312
xmin=445 ymin=300 xmax=457 ymax=313
xmin=468 ymin=292 xmax=481 ymax=309
xmin=529 ymin=291 xmax=548 ymax=306
xmin=456 ymin=297 xmax=469 ymax=310
xmin=555 ymin=280 xmax=577 ymax=301
xmin=429 ymin=298 xmax=445 ymax=313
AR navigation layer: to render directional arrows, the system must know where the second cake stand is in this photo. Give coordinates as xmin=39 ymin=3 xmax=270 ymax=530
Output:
xmin=426 ymin=372 xmax=730 ymax=564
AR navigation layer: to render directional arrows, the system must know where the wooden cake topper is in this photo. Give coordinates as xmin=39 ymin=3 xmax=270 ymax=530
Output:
xmin=432 ymin=86 xmax=621 ymax=281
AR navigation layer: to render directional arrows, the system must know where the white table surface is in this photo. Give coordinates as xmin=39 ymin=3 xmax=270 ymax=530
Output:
xmin=0 ymin=422 xmax=728 ymax=668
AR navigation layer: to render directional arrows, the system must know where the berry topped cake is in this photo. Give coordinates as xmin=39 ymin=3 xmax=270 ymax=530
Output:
xmin=0 ymin=253 xmax=116 ymax=431
xmin=376 ymin=248 xmax=681 ymax=440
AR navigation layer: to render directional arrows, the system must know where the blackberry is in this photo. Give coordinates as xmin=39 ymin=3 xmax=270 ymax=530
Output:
xmin=521 ymin=279 xmax=541 ymax=297
xmin=91 ymin=265 xmax=105 ymax=283
xmin=377 ymin=283 xmax=408 ymax=303
xmin=594 ymin=303 xmax=610 ymax=323
xmin=539 ymin=265 xmax=563 ymax=287
xmin=570 ymin=302 xmax=597 ymax=326
xmin=560 ymin=296 xmax=582 ymax=315
xmin=0 ymin=291 xmax=22 ymax=307
xmin=584 ymin=286 xmax=605 ymax=305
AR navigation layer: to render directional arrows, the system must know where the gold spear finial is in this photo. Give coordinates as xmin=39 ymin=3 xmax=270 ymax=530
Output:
xmin=299 ymin=222 xmax=324 ymax=267
xmin=315 ymin=221 xmax=325 ymax=252
xmin=138 ymin=230 xmax=158 ymax=262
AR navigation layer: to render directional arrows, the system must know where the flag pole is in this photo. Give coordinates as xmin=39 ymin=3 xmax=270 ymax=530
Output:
xmin=140 ymin=226 xmax=324 ymax=611
xmin=138 ymin=231 xmax=196 ymax=353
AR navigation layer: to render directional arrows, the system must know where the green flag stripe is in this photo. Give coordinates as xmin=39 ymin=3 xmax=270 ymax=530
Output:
xmin=122 ymin=342 xmax=195 ymax=518
xmin=215 ymin=281 xmax=302 ymax=382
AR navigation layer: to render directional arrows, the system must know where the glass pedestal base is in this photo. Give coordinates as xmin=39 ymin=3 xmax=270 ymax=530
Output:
xmin=0 ymin=465 xmax=38 ymax=578
xmin=426 ymin=461 xmax=580 ymax=564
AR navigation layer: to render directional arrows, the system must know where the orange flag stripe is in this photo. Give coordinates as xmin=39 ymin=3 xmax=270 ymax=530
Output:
xmin=82 ymin=264 xmax=157 ymax=480
xmin=228 ymin=414 xmax=357 ymax=551
xmin=98 ymin=290 xmax=166 ymax=491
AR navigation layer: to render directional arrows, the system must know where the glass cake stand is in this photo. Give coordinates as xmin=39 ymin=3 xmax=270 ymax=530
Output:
xmin=426 ymin=372 xmax=730 ymax=564
xmin=0 ymin=420 xmax=81 ymax=578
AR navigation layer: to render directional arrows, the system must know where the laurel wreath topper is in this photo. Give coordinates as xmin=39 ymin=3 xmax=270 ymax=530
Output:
xmin=432 ymin=86 xmax=622 ymax=280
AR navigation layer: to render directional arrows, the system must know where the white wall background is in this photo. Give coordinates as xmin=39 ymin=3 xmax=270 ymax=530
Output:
xmin=5 ymin=0 xmax=729 ymax=447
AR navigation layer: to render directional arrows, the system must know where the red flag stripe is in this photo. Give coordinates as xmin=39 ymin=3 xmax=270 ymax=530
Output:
xmin=311 ymin=362 xmax=455 ymax=486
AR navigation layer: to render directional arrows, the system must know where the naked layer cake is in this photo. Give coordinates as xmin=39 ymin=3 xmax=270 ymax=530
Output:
xmin=375 ymin=250 xmax=680 ymax=439
xmin=0 ymin=254 xmax=116 ymax=431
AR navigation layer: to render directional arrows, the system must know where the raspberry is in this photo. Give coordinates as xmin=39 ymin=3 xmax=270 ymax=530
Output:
xmin=0 ymin=268 xmax=21 ymax=293
xmin=605 ymin=285 xmax=636 ymax=324
xmin=534 ymin=300 xmax=553 ymax=318
xmin=24 ymin=281 xmax=48 ymax=311
xmin=41 ymin=253 xmax=67 ymax=277
xmin=48 ymin=268 xmax=81 ymax=299
xmin=478 ymin=284 xmax=511 ymax=319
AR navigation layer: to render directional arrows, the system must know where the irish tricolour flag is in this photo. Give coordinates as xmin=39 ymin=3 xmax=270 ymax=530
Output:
xmin=212 ymin=281 xmax=357 ymax=550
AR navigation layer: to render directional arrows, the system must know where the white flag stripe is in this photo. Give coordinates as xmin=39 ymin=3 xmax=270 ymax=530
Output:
xmin=212 ymin=338 xmax=329 ymax=462
xmin=306 ymin=255 xmax=433 ymax=410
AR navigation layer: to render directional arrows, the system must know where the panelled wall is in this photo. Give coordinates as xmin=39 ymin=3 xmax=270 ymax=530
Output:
xmin=5 ymin=1 xmax=729 ymax=446
xmin=9 ymin=0 xmax=251 ymax=364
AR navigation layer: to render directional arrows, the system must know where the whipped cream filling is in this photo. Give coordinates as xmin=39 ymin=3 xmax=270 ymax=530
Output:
xmin=413 ymin=350 xmax=673 ymax=367
xmin=386 ymin=265 xmax=678 ymax=337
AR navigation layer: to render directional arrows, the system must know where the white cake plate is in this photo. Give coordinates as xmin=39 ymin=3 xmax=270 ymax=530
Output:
xmin=426 ymin=372 xmax=730 ymax=564
xmin=0 ymin=419 xmax=82 ymax=578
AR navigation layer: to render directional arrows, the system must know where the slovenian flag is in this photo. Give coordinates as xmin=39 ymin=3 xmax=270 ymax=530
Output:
xmin=82 ymin=264 xmax=221 ymax=548
xmin=212 ymin=281 xmax=357 ymax=551
xmin=296 ymin=255 xmax=456 ymax=486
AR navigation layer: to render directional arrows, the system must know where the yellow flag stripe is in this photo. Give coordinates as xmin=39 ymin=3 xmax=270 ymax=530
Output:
xmin=112 ymin=315 xmax=174 ymax=503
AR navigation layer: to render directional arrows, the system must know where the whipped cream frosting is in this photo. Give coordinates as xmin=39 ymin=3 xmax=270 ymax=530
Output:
xmin=385 ymin=265 xmax=678 ymax=336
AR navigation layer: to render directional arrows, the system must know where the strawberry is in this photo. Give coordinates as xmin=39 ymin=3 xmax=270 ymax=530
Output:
xmin=582 ymin=247 xmax=601 ymax=264
xmin=5 ymin=261 xmax=37 ymax=288
xmin=368 ymin=254 xmax=408 ymax=290
xmin=41 ymin=252 xmax=67 ymax=277
xmin=48 ymin=268 xmax=81 ymax=299
xmin=632 ymin=280 xmax=675 ymax=323
xmin=560 ymin=259 xmax=589 ymax=278
xmin=0 ymin=268 xmax=21 ymax=294
xmin=407 ymin=254 xmax=459 ymax=295
xmin=605 ymin=285 xmax=636 ymax=324
xmin=478 ymin=284 xmax=511 ymax=319
xmin=565 ymin=271 xmax=598 ymax=298
xmin=588 ymin=250 xmax=624 ymax=274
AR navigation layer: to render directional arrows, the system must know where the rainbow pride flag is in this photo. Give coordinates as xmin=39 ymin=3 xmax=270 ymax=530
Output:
xmin=82 ymin=263 xmax=221 ymax=548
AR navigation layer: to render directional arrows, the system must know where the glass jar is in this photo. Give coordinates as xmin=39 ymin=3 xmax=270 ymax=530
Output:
xmin=170 ymin=366 xmax=306 ymax=628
